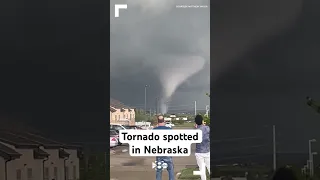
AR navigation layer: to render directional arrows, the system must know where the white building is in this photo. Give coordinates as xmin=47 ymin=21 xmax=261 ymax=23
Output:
xmin=0 ymin=130 xmax=82 ymax=180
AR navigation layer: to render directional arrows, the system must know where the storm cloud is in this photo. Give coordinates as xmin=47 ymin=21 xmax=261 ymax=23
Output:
xmin=210 ymin=0 xmax=320 ymax=156
xmin=110 ymin=0 xmax=210 ymax=113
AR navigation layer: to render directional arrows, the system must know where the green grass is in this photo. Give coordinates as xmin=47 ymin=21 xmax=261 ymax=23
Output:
xmin=174 ymin=123 xmax=195 ymax=128
xmin=178 ymin=168 xmax=210 ymax=180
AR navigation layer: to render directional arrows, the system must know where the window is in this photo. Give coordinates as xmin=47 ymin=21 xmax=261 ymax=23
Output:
xmin=118 ymin=115 xmax=120 ymax=120
xmin=54 ymin=167 xmax=58 ymax=180
xmin=130 ymin=114 xmax=131 ymax=119
xmin=44 ymin=167 xmax=49 ymax=180
xmin=16 ymin=169 xmax=22 ymax=180
xmin=73 ymin=165 xmax=76 ymax=180
xmin=27 ymin=168 xmax=33 ymax=180
xmin=65 ymin=167 xmax=69 ymax=180
xmin=114 ymin=115 xmax=117 ymax=120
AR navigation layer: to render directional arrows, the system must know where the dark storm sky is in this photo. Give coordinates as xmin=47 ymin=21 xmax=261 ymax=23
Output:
xmin=2 ymin=0 xmax=320 ymax=154
xmin=211 ymin=0 xmax=320 ymax=153
xmin=0 ymin=0 xmax=108 ymax=142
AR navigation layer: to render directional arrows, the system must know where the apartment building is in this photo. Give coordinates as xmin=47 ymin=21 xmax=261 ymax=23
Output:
xmin=110 ymin=98 xmax=135 ymax=125
xmin=0 ymin=129 xmax=81 ymax=180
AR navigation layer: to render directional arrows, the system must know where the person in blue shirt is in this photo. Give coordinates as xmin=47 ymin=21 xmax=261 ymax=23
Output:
xmin=153 ymin=115 xmax=175 ymax=180
xmin=194 ymin=114 xmax=210 ymax=180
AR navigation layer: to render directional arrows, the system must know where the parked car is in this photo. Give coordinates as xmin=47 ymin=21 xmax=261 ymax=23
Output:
xmin=110 ymin=129 xmax=119 ymax=138
xmin=110 ymin=129 xmax=121 ymax=145
xmin=123 ymin=125 xmax=140 ymax=130
xmin=110 ymin=135 xmax=118 ymax=148
xmin=110 ymin=123 xmax=126 ymax=133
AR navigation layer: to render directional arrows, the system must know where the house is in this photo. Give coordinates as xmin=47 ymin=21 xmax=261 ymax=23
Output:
xmin=110 ymin=98 xmax=135 ymax=125
xmin=0 ymin=129 xmax=82 ymax=180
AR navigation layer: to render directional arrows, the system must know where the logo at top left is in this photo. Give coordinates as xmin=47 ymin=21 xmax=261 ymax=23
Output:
xmin=114 ymin=4 xmax=128 ymax=17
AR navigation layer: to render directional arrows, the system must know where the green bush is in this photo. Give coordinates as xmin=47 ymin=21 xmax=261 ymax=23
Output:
xmin=203 ymin=115 xmax=210 ymax=125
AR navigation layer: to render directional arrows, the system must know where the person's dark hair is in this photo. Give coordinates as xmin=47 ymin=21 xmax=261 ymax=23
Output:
xmin=195 ymin=115 xmax=203 ymax=125
xmin=273 ymin=167 xmax=297 ymax=180
xmin=157 ymin=115 xmax=164 ymax=123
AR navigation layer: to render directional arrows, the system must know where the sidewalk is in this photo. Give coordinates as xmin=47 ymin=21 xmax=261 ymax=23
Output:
xmin=111 ymin=171 xmax=170 ymax=180
xmin=110 ymin=144 xmax=198 ymax=180
xmin=110 ymin=155 xmax=197 ymax=179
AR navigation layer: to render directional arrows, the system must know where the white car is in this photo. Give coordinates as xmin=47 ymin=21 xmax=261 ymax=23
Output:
xmin=110 ymin=136 xmax=118 ymax=147
xmin=165 ymin=122 xmax=175 ymax=128
xmin=110 ymin=124 xmax=126 ymax=131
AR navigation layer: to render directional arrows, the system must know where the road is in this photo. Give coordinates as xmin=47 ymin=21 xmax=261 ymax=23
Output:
xmin=110 ymin=143 xmax=198 ymax=180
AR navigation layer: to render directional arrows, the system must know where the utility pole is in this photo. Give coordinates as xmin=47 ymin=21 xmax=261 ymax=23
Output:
xmin=194 ymin=101 xmax=197 ymax=115
xmin=309 ymin=139 xmax=317 ymax=177
xmin=155 ymin=97 xmax=158 ymax=115
xmin=205 ymin=105 xmax=209 ymax=117
xmin=309 ymin=140 xmax=312 ymax=176
xmin=144 ymin=85 xmax=148 ymax=116
xmin=273 ymin=125 xmax=276 ymax=171
xmin=149 ymin=108 xmax=152 ymax=119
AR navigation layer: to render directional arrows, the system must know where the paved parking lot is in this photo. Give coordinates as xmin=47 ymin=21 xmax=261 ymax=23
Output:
xmin=110 ymin=144 xmax=197 ymax=180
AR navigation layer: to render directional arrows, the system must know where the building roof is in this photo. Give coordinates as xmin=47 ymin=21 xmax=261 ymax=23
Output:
xmin=0 ymin=129 xmax=81 ymax=150
xmin=0 ymin=131 xmax=39 ymax=148
xmin=59 ymin=149 xmax=70 ymax=158
xmin=110 ymin=106 xmax=117 ymax=112
xmin=10 ymin=131 xmax=65 ymax=149
xmin=110 ymin=98 xmax=131 ymax=109
xmin=33 ymin=148 xmax=50 ymax=159
xmin=0 ymin=143 xmax=21 ymax=160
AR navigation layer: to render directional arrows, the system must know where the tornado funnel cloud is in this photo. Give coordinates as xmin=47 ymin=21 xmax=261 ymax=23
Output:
xmin=158 ymin=55 xmax=206 ymax=114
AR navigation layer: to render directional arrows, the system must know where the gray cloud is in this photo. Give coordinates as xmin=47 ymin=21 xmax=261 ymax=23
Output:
xmin=210 ymin=0 xmax=320 ymax=155
xmin=211 ymin=0 xmax=302 ymax=80
xmin=110 ymin=0 xmax=210 ymax=112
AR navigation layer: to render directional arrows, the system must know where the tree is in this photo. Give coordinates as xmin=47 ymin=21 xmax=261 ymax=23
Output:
xmin=203 ymin=114 xmax=210 ymax=125
xmin=82 ymin=153 xmax=107 ymax=180
xmin=134 ymin=109 xmax=151 ymax=122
